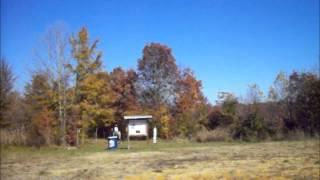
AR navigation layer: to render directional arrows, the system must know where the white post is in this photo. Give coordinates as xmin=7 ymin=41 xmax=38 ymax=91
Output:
xmin=153 ymin=126 xmax=157 ymax=144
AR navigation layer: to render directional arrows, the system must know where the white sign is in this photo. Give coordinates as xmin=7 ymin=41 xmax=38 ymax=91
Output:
xmin=128 ymin=120 xmax=148 ymax=136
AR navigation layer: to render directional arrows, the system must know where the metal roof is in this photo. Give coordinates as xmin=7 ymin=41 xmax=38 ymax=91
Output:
xmin=124 ymin=115 xmax=152 ymax=120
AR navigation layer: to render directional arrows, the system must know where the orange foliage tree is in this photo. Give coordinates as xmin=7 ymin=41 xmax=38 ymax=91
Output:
xmin=174 ymin=68 xmax=209 ymax=137
xmin=68 ymin=27 xmax=104 ymax=145
xmin=25 ymin=73 xmax=57 ymax=146
xmin=110 ymin=67 xmax=140 ymax=135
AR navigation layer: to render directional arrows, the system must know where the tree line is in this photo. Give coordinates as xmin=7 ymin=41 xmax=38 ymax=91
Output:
xmin=1 ymin=26 xmax=319 ymax=146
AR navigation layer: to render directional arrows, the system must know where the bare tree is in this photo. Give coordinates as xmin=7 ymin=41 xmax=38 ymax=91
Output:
xmin=273 ymin=71 xmax=289 ymax=101
xmin=33 ymin=23 xmax=70 ymax=146
xmin=246 ymin=84 xmax=264 ymax=105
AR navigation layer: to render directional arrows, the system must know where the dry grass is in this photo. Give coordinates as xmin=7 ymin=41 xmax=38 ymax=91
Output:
xmin=1 ymin=139 xmax=319 ymax=179
xmin=194 ymin=128 xmax=232 ymax=142
xmin=0 ymin=129 xmax=27 ymax=145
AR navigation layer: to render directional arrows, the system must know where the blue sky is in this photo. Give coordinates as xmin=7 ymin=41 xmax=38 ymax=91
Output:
xmin=1 ymin=0 xmax=319 ymax=103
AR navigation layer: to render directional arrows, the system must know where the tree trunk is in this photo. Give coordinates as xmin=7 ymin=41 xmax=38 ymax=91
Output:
xmin=61 ymin=78 xmax=67 ymax=146
xmin=58 ymin=80 xmax=63 ymax=145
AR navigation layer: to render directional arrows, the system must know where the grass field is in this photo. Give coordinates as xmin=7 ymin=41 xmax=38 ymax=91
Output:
xmin=1 ymin=139 xmax=319 ymax=179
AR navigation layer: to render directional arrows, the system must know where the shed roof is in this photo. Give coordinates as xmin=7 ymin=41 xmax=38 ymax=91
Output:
xmin=124 ymin=115 xmax=152 ymax=120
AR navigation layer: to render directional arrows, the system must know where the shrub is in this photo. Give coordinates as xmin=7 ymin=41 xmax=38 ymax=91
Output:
xmin=207 ymin=109 xmax=234 ymax=130
xmin=0 ymin=129 xmax=27 ymax=145
xmin=232 ymin=111 xmax=269 ymax=141
xmin=194 ymin=128 xmax=231 ymax=142
xmin=283 ymin=129 xmax=308 ymax=140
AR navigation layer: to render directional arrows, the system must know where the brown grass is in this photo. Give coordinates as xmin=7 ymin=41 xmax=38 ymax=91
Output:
xmin=1 ymin=139 xmax=319 ymax=179
xmin=194 ymin=128 xmax=232 ymax=142
xmin=0 ymin=129 xmax=27 ymax=145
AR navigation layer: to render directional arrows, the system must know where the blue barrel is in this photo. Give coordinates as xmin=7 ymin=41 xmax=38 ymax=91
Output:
xmin=107 ymin=136 xmax=118 ymax=149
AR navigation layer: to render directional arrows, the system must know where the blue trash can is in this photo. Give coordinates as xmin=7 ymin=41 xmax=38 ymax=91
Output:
xmin=107 ymin=136 xmax=118 ymax=150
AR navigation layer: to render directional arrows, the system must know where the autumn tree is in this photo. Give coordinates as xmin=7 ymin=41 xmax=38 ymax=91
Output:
xmin=137 ymin=43 xmax=179 ymax=138
xmin=266 ymin=71 xmax=289 ymax=135
xmin=24 ymin=72 xmax=56 ymax=146
xmin=2 ymin=91 xmax=30 ymax=145
xmin=33 ymin=23 xmax=70 ymax=145
xmin=268 ymin=71 xmax=289 ymax=102
xmin=286 ymin=72 xmax=320 ymax=135
xmin=206 ymin=92 xmax=238 ymax=132
xmin=246 ymin=84 xmax=264 ymax=105
xmin=0 ymin=60 xmax=28 ymax=145
xmin=137 ymin=43 xmax=179 ymax=106
xmin=233 ymin=84 xmax=267 ymax=140
xmin=268 ymin=71 xmax=289 ymax=121
xmin=217 ymin=92 xmax=238 ymax=116
xmin=80 ymin=72 xmax=116 ymax=139
xmin=68 ymin=27 xmax=103 ymax=145
xmin=65 ymin=88 xmax=78 ymax=145
xmin=174 ymin=68 xmax=209 ymax=137
xmin=0 ymin=58 xmax=15 ymax=128
xmin=110 ymin=67 xmax=140 ymax=135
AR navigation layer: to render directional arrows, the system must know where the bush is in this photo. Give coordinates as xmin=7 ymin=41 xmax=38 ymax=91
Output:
xmin=0 ymin=129 xmax=27 ymax=145
xmin=207 ymin=109 xmax=234 ymax=130
xmin=232 ymin=111 xmax=270 ymax=141
xmin=283 ymin=130 xmax=309 ymax=140
xmin=194 ymin=128 xmax=232 ymax=142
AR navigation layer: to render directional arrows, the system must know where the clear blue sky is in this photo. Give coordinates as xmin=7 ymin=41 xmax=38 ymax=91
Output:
xmin=1 ymin=0 xmax=319 ymax=103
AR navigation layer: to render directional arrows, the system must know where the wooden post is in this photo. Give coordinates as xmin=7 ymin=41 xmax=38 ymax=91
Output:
xmin=76 ymin=128 xmax=80 ymax=147
xmin=127 ymin=123 xmax=130 ymax=150
xmin=95 ymin=127 xmax=98 ymax=143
